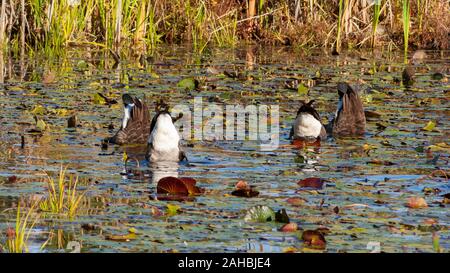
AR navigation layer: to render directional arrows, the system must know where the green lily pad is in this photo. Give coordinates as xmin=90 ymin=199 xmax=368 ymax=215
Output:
xmin=177 ymin=77 xmax=199 ymax=91
xmin=93 ymin=93 xmax=107 ymax=105
xmin=36 ymin=119 xmax=47 ymax=131
xmin=76 ymin=60 xmax=89 ymax=71
xmin=244 ymin=205 xmax=276 ymax=222
xmin=31 ymin=105 xmax=47 ymax=115
xmin=297 ymin=83 xmax=308 ymax=96
xmin=422 ymin=120 xmax=436 ymax=131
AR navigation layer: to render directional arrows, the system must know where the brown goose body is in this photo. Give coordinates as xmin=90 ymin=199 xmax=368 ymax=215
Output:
xmin=108 ymin=95 xmax=151 ymax=145
xmin=330 ymin=83 xmax=366 ymax=137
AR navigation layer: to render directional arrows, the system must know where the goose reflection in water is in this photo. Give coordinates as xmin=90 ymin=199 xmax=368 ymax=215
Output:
xmin=148 ymin=161 xmax=180 ymax=184
xmin=120 ymin=157 xmax=180 ymax=184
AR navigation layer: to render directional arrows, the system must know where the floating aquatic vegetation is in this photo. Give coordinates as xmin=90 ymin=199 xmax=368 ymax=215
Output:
xmin=244 ymin=206 xmax=275 ymax=223
xmin=297 ymin=178 xmax=325 ymax=190
xmin=231 ymin=180 xmax=259 ymax=197
xmin=301 ymin=229 xmax=326 ymax=250
xmin=0 ymin=203 xmax=39 ymax=253
xmin=39 ymin=166 xmax=87 ymax=218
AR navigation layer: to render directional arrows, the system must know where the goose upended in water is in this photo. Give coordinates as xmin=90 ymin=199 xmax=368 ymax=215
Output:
xmin=290 ymin=100 xmax=327 ymax=141
xmin=328 ymin=82 xmax=366 ymax=137
xmin=108 ymin=94 xmax=151 ymax=145
xmin=146 ymin=102 xmax=186 ymax=163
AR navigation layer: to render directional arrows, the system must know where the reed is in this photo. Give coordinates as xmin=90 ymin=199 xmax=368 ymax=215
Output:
xmin=336 ymin=0 xmax=344 ymax=52
xmin=211 ymin=11 xmax=238 ymax=48
xmin=402 ymin=0 xmax=411 ymax=56
xmin=417 ymin=0 xmax=424 ymax=32
xmin=1 ymin=202 xmax=39 ymax=253
xmin=39 ymin=166 xmax=86 ymax=218
xmin=0 ymin=0 xmax=6 ymax=48
xmin=133 ymin=0 xmax=147 ymax=47
xmin=371 ymin=0 xmax=382 ymax=48
xmin=0 ymin=0 xmax=447 ymax=54
xmin=114 ymin=0 xmax=123 ymax=49
xmin=147 ymin=2 xmax=162 ymax=50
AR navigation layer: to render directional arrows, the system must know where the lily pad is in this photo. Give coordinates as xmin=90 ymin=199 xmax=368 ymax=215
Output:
xmin=422 ymin=121 xmax=436 ymax=132
xmin=244 ymin=205 xmax=276 ymax=222
xmin=297 ymin=83 xmax=309 ymax=95
xmin=177 ymin=77 xmax=199 ymax=91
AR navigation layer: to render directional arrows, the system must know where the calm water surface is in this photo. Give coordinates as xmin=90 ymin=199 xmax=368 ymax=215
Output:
xmin=0 ymin=46 xmax=448 ymax=253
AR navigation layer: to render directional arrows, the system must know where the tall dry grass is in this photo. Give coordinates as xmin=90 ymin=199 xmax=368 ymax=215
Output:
xmin=0 ymin=0 xmax=447 ymax=55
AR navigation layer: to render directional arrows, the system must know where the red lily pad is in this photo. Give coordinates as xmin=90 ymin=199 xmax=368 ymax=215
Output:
xmin=231 ymin=180 xmax=259 ymax=197
xmin=297 ymin=178 xmax=325 ymax=189
xmin=286 ymin=197 xmax=306 ymax=206
xmin=235 ymin=180 xmax=248 ymax=190
xmin=280 ymin=223 xmax=298 ymax=232
xmin=6 ymin=227 xmax=15 ymax=239
xmin=157 ymin=177 xmax=189 ymax=195
xmin=406 ymin=196 xmax=428 ymax=209
xmin=156 ymin=195 xmax=195 ymax=202
xmin=7 ymin=176 xmax=18 ymax=184
xmin=179 ymin=177 xmax=204 ymax=195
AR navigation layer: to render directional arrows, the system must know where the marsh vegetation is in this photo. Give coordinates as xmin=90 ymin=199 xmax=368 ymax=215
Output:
xmin=0 ymin=0 xmax=449 ymax=253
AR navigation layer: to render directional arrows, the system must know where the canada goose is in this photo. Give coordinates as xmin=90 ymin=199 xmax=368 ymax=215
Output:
xmin=108 ymin=94 xmax=151 ymax=145
xmin=290 ymin=100 xmax=327 ymax=140
xmin=329 ymin=82 xmax=366 ymax=137
xmin=146 ymin=102 xmax=186 ymax=163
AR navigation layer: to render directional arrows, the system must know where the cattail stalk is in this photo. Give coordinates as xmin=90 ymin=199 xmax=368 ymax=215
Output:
xmin=114 ymin=0 xmax=123 ymax=49
xmin=20 ymin=0 xmax=25 ymax=56
xmin=248 ymin=0 xmax=256 ymax=26
xmin=0 ymin=0 xmax=7 ymax=48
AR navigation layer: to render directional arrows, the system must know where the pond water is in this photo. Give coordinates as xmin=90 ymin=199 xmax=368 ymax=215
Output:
xmin=0 ymin=46 xmax=448 ymax=253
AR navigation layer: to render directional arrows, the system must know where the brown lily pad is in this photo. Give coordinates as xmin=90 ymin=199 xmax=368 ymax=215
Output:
xmin=364 ymin=110 xmax=382 ymax=119
xmin=179 ymin=177 xmax=204 ymax=195
xmin=231 ymin=180 xmax=259 ymax=197
xmin=231 ymin=188 xmax=259 ymax=197
xmin=301 ymin=229 xmax=326 ymax=249
xmin=442 ymin=193 xmax=450 ymax=204
xmin=105 ymin=233 xmax=136 ymax=242
xmin=157 ymin=177 xmax=189 ymax=195
xmin=286 ymin=197 xmax=306 ymax=206
xmin=297 ymin=178 xmax=325 ymax=189
xmin=367 ymin=159 xmax=397 ymax=166
xmin=292 ymin=139 xmax=321 ymax=149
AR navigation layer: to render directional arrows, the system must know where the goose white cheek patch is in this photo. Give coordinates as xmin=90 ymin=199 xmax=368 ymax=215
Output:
xmin=122 ymin=103 xmax=134 ymax=129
